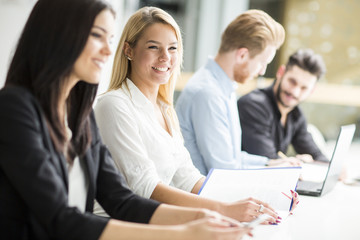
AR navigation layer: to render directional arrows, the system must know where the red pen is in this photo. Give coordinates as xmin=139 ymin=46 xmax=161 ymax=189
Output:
xmin=282 ymin=191 xmax=295 ymax=211
xmin=281 ymin=191 xmax=292 ymax=200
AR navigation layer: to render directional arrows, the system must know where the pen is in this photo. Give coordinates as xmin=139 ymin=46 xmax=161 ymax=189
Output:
xmin=281 ymin=191 xmax=292 ymax=200
xmin=281 ymin=191 xmax=294 ymax=211
xmin=277 ymin=151 xmax=287 ymax=159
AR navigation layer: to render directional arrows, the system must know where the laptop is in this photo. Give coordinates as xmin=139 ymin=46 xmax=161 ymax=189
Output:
xmin=296 ymin=124 xmax=356 ymax=197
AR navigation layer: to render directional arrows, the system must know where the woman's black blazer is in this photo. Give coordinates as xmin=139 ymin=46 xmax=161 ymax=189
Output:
xmin=0 ymin=86 xmax=160 ymax=240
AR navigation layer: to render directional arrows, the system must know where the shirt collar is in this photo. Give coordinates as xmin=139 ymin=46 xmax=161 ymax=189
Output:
xmin=123 ymin=78 xmax=153 ymax=109
xmin=205 ymin=57 xmax=238 ymax=97
xmin=124 ymin=78 xmax=170 ymax=113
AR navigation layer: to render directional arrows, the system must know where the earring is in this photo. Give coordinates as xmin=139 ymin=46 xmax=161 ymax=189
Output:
xmin=126 ymin=55 xmax=132 ymax=61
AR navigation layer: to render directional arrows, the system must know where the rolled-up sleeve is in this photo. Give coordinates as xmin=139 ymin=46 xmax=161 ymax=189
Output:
xmin=171 ymin=142 xmax=204 ymax=192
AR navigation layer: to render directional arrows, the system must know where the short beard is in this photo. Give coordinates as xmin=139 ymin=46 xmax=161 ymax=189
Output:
xmin=233 ymin=61 xmax=250 ymax=84
xmin=276 ymin=78 xmax=292 ymax=109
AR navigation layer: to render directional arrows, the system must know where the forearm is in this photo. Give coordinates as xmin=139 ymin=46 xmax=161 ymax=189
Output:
xmin=150 ymin=182 xmax=224 ymax=215
xmin=191 ymin=177 xmax=205 ymax=194
xmin=100 ymin=210 xmax=249 ymax=240
xmin=149 ymin=204 xmax=207 ymax=225
xmin=148 ymin=181 xmax=279 ymax=224
xmin=99 ymin=219 xmax=184 ymax=240
xmin=240 ymin=151 xmax=268 ymax=168
xmin=293 ymin=138 xmax=328 ymax=161
xmin=293 ymin=118 xmax=329 ymax=161
xmin=304 ymin=146 xmax=328 ymax=162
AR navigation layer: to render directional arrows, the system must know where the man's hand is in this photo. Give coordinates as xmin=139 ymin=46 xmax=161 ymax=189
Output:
xmin=295 ymin=154 xmax=314 ymax=163
xmin=267 ymin=157 xmax=303 ymax=167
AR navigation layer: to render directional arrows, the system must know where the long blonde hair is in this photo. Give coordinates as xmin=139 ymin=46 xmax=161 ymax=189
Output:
xmin=108 ymin=6 xmax=183 ymax=103
xmin=108 ymin=6 xmax=183 ymax=130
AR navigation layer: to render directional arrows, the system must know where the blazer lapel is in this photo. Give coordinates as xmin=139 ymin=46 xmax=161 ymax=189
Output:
xmin=37 ymin=108 xmax=69 ymax=189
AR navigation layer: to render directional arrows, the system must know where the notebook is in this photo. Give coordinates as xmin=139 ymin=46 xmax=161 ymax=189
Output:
xmin=296 ymin=124 xmax=356 ymax=197
xmin=198 ymin=167 xmax=302 ymax=220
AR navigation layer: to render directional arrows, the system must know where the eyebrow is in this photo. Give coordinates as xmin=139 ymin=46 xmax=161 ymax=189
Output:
xmin=288 ymin=77 xmax=298 ymax=84
xmin=93 ymin=25 xmax=114 ymax=37
xmin=146 ymin=40 xmax=178 ymax=45
xmin=93 ymin=25 xmax=107 ymax=33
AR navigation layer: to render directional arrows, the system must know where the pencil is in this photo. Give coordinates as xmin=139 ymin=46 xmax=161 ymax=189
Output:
xmin=277 ymin=151 xmax=287 ymax=159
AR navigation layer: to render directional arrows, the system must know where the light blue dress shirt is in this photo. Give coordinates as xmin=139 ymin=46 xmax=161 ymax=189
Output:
xmin=175 ymin=57 xmax=268 ymax=175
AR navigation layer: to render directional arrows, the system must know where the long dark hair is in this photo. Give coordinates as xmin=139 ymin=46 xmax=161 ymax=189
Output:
xmin=5 ymin=0 xmax=115 ymax=162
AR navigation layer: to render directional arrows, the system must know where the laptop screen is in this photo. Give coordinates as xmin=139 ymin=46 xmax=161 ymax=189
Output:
xmin=297 ymin=124 xmax=356 ymax=196
xmin=321 ymin=124 xmax=356 ymax=195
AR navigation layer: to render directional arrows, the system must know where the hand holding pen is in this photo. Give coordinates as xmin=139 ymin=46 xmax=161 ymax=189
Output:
xmin=281 ymin=190 xmax=300 ymax=215
xmin=266 ymin=151 xmax=303 ymax=167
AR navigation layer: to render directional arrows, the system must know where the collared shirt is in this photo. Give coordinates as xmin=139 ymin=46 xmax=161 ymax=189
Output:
xmin=175 ymin=57 xmax=268 ymax=175
xmin=94 ymin=79 xmax=203 ymax=199
xmin=237 ymin=85 xmax=328 ymax=161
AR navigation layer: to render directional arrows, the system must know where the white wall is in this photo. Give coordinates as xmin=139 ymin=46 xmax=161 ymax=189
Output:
xmin=0 ymin=0 xmax=132 ymax=93
xmin=0 ymin=0 xmax=249 ymax=90
xmin=183 ymin=0 xmax=249 ymax=71
xmin=0 ymin=0 xmax=36 ymax=88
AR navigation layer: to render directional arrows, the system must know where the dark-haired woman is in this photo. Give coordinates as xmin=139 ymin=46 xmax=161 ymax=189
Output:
xmin=0 ymin=0 xmax=251 ymax=239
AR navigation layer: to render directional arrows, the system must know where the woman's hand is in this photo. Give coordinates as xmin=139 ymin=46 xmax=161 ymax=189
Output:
xmin=181 ymin=217 xmax=252 ymax=240
xmin=200 ymin=208 xmax=245 ymax=227
xmin=220 ymin=197 xmax=280 ymax=224
xmin=101 ymin=211 xmax=252 ymax=240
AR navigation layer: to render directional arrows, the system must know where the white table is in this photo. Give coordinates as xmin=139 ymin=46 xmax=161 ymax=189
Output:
xmin=244 ymin=143 xmax=360 ymax=240
xmin=244 ymin=182 xmax=360 ymax=240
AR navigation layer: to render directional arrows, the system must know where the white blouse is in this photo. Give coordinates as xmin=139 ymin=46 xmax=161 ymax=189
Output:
xmin=94 ymin=79 xmax=203 ymax=199
xmin=65 ymin=125 xmax=88 ymax=213
xmin=68 ymin=156 xmax=88 ymax=213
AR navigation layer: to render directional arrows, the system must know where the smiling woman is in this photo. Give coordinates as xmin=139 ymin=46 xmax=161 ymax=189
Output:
xmin=0 ymin=1 xmax=251 ymax=240
xmin=123 ymin=23 xmax=178 ymax=102
xmin=94 ymin=6 xmax=282 ymax=226
xmin=72 ymin=12 xmax=114 ymax=86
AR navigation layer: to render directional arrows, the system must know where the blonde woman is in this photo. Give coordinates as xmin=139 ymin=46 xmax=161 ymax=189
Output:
xmin=0 ymin=1 xmax=251 ymax=239
xmin=95 ymin=7 xmax=282 ymax=224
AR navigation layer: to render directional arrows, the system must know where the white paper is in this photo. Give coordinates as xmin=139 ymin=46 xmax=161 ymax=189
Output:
xmin=300 ymin=163 xmax=329 ymax=182
xmin=199 ymin=167 xmax=301 ymax=219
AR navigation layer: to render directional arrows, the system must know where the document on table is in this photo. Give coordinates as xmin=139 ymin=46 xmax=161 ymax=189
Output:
xmin=199 ymin=167 xmax=302 ymax=220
